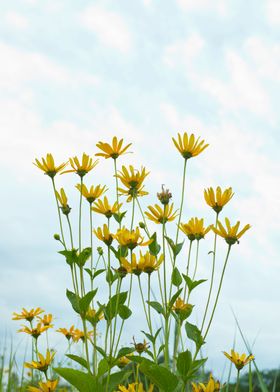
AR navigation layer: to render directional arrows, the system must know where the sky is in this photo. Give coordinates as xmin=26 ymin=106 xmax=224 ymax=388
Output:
xmin=0 ymin=0 xmax=280 ymax=380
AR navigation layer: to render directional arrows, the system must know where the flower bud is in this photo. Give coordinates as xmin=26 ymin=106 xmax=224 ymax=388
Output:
xmin=54 ymin=234 xmax=60 ymax=241
xmin=157 ymin=185 xmax=172 ymax=205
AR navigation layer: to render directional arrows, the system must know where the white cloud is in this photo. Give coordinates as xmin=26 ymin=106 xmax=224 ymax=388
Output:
xmin=79 ymin=5 xmax=132 ymax=53
xmin=266 ymin=0 xmax=280 ymax=25
xmin=4 ymin=11 xmax=29 ymax=30
xmin=177 ymin=0 xmax=228 ymax=16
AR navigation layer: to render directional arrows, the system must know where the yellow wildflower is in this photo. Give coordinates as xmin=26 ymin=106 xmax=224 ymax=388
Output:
xmin=92 ymin=196 xmax=122 ymax=218
xmin=212 ymin=218 xmax=251 ymax=245
xmin=37 ymin=314 xmax=53 ymax=327
xmin=145 ymin=203 xmax=178 ymax=224
xmin=179 ymin=218 xmax=211 ymax=241
xmin=204 ymin=186 xmax=234 ymax=213
xmin=71 ymin=328 xmax=93 ymax=343
xmin=172 ymin=132 xmax=209 ymax=159
xmin=33 ymin=154 xmax=68 ymax=178
xmin=172 ymin=298 xmax=193 ymax=319
xmin=86 ymin=308 xmax=104 ymax=325
xmin=56 ymin=326 xmax=75 ymax=340
xmin=96 ymin=136 xmax=132 ymax=159
xmin=25 ymin=350 xmax=55 ymax=373
xmin=114 ymin=227 xmax=151 ymax=250
xmin=18 ymin=323 xmax=50 ymax=339
xmin=223 ymin=349 xmax=254 ymax=370
xmin=76 ymin=183 xmax=107 ymax=203
xmin=12 ymin=308 xmax=44 ymax=322
xmin=118 ymin=383 xmax=154 ymax=392
xmin=139 ymin=251 xmax=164 ymax=274
xmin=61 ymin=153 xmax=98 ymax=177
xmin=116 ymin=165 xmax=149 ymax=201
xmin=55 ymin=188 xmax=71 ymax=215
xmin=94 ymin=224 xmax=113 ymax=246
xmin=117 ymin=355 xmax=132 ymax=369
xmin=27 ymin=379 xmax=58 ymax=392
xmin=191 ymin=373 xmax=221 ymax=391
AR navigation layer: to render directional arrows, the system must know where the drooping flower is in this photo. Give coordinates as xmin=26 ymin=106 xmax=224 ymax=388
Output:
xmin=113 ymin=227 xmax=151 ymax=250
xmin=145 ymin=203 xmax=178 ymax=224
xmin=179 ymin=218 xmax=211 ymax=241
xmin=27 ymin=379 xmax=59 ymax=392
xmin=204 ymin=186 xmax=234 ymax=213
xmin=55 ymin=188 xmax=71 ymax=215
xmin=37 ymin=314 xmax=53 ymax=327
xmin=18 ymin=323 xmax=50 ymax=339
xmin=92 ymin=196 xmax=122 ymax=218
xmin=93 ymin=224 xmax=113 ymax=246
xmin=25 ymin=350 xmax=55 ymax=373
xmin=12 ymin=308 xmax=44 ymax=322
xmin=56 ymin=325 xmax=75 ymax=340
xmin=212 ymin=218 xmax=251 ymax=245
xmin=120 ymin=253 xmax=144 ymax=275
xmin=96 ymin=136 xmax=132 ymax=159
xmin=76 ymin=183 xmax=107 ymax=204
xmin=223 ymin=349 xmax=254 ymax=370
xmin=116 ymin=165 xmax=149 ymax=201
xmin=172 ymin=132 xmax=209 ymax=160
xmin=61 ymin=153 xmax=98 ymax=177
xmin=33 ymin=154 xmax=68 ymax=178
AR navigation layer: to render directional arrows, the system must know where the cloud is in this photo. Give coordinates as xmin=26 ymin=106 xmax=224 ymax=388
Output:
xmin=266 ymin=0 xmax=280 ymax=25
xmin=4 ymin=11 xmax=29 ymax=30
xmin=79 ymin=5 xmax=132 ymax=53
xmin=177 ymin=0 xmax=228 ymax=16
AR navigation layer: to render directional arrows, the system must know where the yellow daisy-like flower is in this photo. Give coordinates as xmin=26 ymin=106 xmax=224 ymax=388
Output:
xmin=94 ymin=224 xmax=113 ymax=246
xmin=27 ymin=379 xmax=58 ymax=392
xmin=18 ymin=323 xmax=50 ymax=339
xmin=86 ymin=307 xmax=104 ymax=324
xmin=118 ymin=383 xmax=154 ymax=392
xmin=191 ymin=374 xmax=221 ymax=392
xmin=212 ymin=218 xmax=251 ymax=245
xmin=71 ymin=328 xmax=93 ymax=343
xmin=92 ymin=196 xmax=122 ymax=219
xmin=179 ymin=218 xmax=211 ymax=241
xmin=96 ymin=136 xmax=132 ymax=159
xmin=37 ymin=314 xmax=53 ymax=327
xmin=12 ymin=308 xmax=44 ymax=322
xmin=116 ymin=165 xmax=149 ymax=202
xmin=76 ymin=183 xmax=107 ymax=204
xmin=61 ymin=153 xmax=98 ymax=177
xmin=117 ymin=355 xmax=131 ymax=369
xmin=204 ymin=186 xmax=234 ymax=213
xmin=145 ymin=203 xmax=178 ymax=224
xmin=33 ymin=154 xmax=68 ymax=178
xmin=223 ymin=349 xmax=254 ymax=370
xmin=25 ymin=350 xmax=55 ymax=373
xmin=55 ymin=188 xmax=71 ymax=215
xmin=172 ymin=132 xmax=209 ymax=160
xmin=172 ymin=298 xmax=193 ymax=318
xmin=56 ymin=325 xmax=75 ymax=341
xmin=139 ymin=251 xmax=164 ymax=274
xmin=113 ymin=227 xmax=151 ymax=250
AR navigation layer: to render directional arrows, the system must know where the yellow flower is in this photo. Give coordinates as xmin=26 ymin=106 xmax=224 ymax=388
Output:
xmin=94 ymin=224 xmax=113 ymax=246
xmin=191 ymin=374 xmax=221 ymax=391
xmin=96 ymin=136 xmax=132 ymax=159
xmin=55 ymin=188 xmax=71 ymax=215
xmin=118 ymin=383 xmax=154 ymax=392
xmin=76 ymin=183 xmax=107 ymax=204
xmin=212 ymin=218 xmax=251 ymax=245
xmin=27 ymin=379 xmax=58 ymax=392
xmin=223 ymin=349 xmax=254 ymax=370
xmin=204 ymin=186 xmax=234 ymax=213
xmin=145 ymin=203 xmax=178 ymax=224
xmin=172 ymin=298 xmax=193 ymax=319
xmin=92 ymin=196 xmax=122 ymax=218
xmin=56 ymin=325 xmax=75 ymax=340
xmin=12 ymin=308 xmax=44 ymax=322
xmin=37 ymin=314 xmax=53 ymax=327
xmin=117 ymin=355 xmax=132 ymax=369
xmin=25 ymin=350 xmax=55 ymax=373
xmin=116 ymin=165 xmax=149 ymax=201
xmin=61 ymin=153 xmax=98 ymax=177
xmin=139 ymin=251 xmax=164 ymax=274
xmin=33 ymin=154 xmax=68 ymax=178
xmin=18 ymin=323 xmax=50 ymax=339
xmin=172 ymin=132 xmax=209 ymax=160
xmin=71 ymin=328 xmax=93 ymax=343
xmin=86 ymin=308 xmax=104 ymax=324
xmin=179 ymin=218 xmax=211 ymax=241
xmin=113 ymin=227 xmax=151 ymax=250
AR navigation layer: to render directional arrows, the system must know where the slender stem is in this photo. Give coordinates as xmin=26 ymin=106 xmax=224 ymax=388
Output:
xmin=113 ymin=159 xmax=121 ymax=229
xmin=78 ymin=177 xmax=83 ymax=252
xmin=90 ymin=205 xmax=93 ymax=292
xmin=136 ymin=196 xmax=150 ymax=236
xmin=200 ymin=212 xmax=219 ymax=332
xmin=191 ymin=240 xmax=200 ymax=281
xmin=138 ymin=276 xmax=150 ymax=329
xmin=183 ymin=241 xmax=193 ymax=302
xmin=175 ymin=159 xmax=187 ymax=245
xmin=51 ymin=178 xmax=66 ymax=247
xmin=93 ymin=325 xmax=97 ymax=376
xmin=131 ymin=196 xmax=135 ymax=231
xmin=82 ymin=318 xmax=91 ymax=374
xmin=235 ymin=369 xmax=240 ymax=392
xmin=147 ymin=274 xmax=157 ymax=362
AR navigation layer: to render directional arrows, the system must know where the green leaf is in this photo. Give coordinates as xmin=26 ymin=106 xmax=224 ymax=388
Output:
xmin=176 ymin=350 xmax=192 ymax=377
xmin=141 ymin=330 xmax=154 ymax=343
xmin=147 ymin=301 xmax=165 ymax=316
xmin=65 ymin=354 xmax=88 ymax=370
xmin=171 ymin=268 xmax=182 ymax=287
xmin=105 ymin=291 xmax=128 ymax=320
xmin=118 ymin=304 xmax=132 ymax=320
xmin=66 ymin=289 xmax=80 ymax=314
xmin=101 ymin=370 xmax=131 ymax=392
xmin=182 ymin=275 xmax=207 ymax=293
xmin=189 ymin=358 xmax=208 ymax=376
xmin=185 ymin=322 xmax=205 ymax=350
xmin=165 ymin=236 xmax=184 ymax=257
xmin=54 ymin=368 xmax=101 ymax=392
xmin=148 ymin=232 xmax=161 ymax=256
xmin=113 ymin=211 xmax=127 ymax=224
xmin=93 ymin=269 xmax=106 ymax=279
xmin=58 ymin=249 xmax=78 ymax=267
xmin=116 ymin=347 xmax=135 ymax=359
xmin=169 ymin=288 xmax=183 ymax=310
xmin=97 ymin=358 xmax=109 ymax=377
xmin=79 ymin=289 xmax=98 ymax=315
xmin=77 ymin=247 xmax=92 ymax=267
xmin=139 ymin=360 xmax=179 ymax=392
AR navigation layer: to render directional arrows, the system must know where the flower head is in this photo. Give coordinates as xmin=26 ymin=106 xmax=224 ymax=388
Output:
xmin=18 ymin=323 xmax=50 ymax=339
xmin=204 ymin=187 xmax=234 ymax=213
xmin=86 ymin=308 xmax=104 ymax=325
xmin=179 ymin=218 xmax=211 ymax=241
xmin=56 ymin=325 xmax=75 ymax=341
xmin=94 ymin=224 xmax=113 ymax=246
xmin=145 ymin=203 xmax=178 ymax=224
xmin=223 ymin=349 xmax=254 ymax=370
xmin=132 ymin=337 xmax=149 ymax=354
xmin=118 ymin=383 xmax=154 ymax=392
xmin=55 ymin=188 xmax=71 ymax=215
xmin=61 ymin=153 xmax=98 ymax=177
xmin=25 ymin=350 xmax=55 ymax=373
xmin=71 ymin=328 xmax=93 ymax=343
xmin=92 ymin=196 xmax=122 ymax=219
xmin=96 ymin=136 xmax=132 ymax=159
xmin=117 ymin=355 xmax=131 ymax=369
xmin=212 ymin=218 xmax=251 ymax=245
xmin=191 ymin=373 xmax=221 ymax=391
xmin=139 ymin=251 xmax=164 ymax=274
xmin=157 ymin=185 xmax=172 ymax=205
xmin=27 ymin=379 xmax=59 ymax=392
xmin=172 ymin=132 xmax=209 ymax=160
xmin=76 ymin=183 xmax=107 ymax=204
xmin=113 ymin=227 xmax=151 ymax=250
xmin=116 ymin=165 xmax=149 ymax=201
xmin=33 ymin=154 xmax=68 ymax=178
xmin=12 ymin=308 xmax=44 ymax=322
xmin=172 ymin=298 xmax=193 ymax=319
xmin=37 ymin=314 xmax=53 ymax=327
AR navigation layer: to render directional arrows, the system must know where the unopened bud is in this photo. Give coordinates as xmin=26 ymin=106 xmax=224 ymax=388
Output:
xmin=54 ymin=234 xmax=60 ymax=241
xmin=139 ymin=222 xmax=146 ymax=229
xmin=97 ymin=247 xmax=103 ymax=255
xmin=157 ymin=185 xmax=172 ymax=205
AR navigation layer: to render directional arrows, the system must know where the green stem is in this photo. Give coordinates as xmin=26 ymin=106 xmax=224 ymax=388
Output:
xmin=131 ymin=196 xmax=135 ymax=231
xmin=113 ymin=159 xmax=121 ymax=229
xmin=136 ymin=196 xmax=150 ymax=236
xmin=147 ymin=274 xmax=157 ymax=362
xmin=235 ymin=369 xmax=240 ymax=392
xmin=90 ymin=206 xmax=94 ymax=292
xmin=183 ymin=241 xmax=193 ymax=302
xmin=51 ymin=178 xmax=66 ymax=248
xmin=78 ymin=177 xmax=83 ymax=252
xmin=175 ymin=159 xmax=187 ymax=245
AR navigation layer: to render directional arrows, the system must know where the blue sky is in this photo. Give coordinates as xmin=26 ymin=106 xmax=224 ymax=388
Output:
xmin=0 ymin=0 xmax=280 ymax=378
